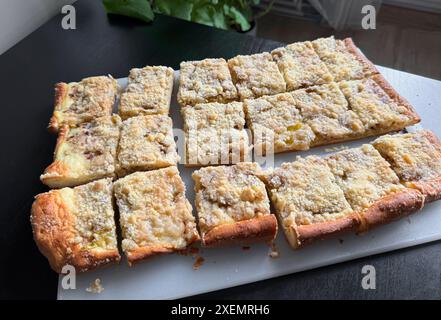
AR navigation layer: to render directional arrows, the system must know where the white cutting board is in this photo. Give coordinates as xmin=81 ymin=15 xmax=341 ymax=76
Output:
xmin=58 ymin=66 xmax=441 ymax=300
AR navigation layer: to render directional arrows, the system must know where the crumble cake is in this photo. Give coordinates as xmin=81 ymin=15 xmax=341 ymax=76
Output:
xmin=182 ymin=101 xmax=250 ymax=166
xmin=372 ymin=130 xmax=441 ymax=202
xmin=31 ymin=178 xmax=120 ymax=273
xmin=113 ymin=167 xmax=200 ymax=265
xmin=49 ymin=76 xmax=117 ymax=132
xmin=326 ymin=144 xmax=424 ymax=231
xmin=263 ymin=156 xmax=358 ymax=248
xmin=311 ymin=36 xmax=378 ymax=82
xmin=291 ymin=83 xmax=365 ymax=146
xmin=271 ymin=41 xmax=334 ymax=91
xmin=116 ymin=115 xmax=179 ymax=177
xmin=192 ymin=162 xmax=277 ymax=247
xmin=119 ymin=66 xmax=174 ymax=119
xmin=339 ymin=74 xmax=420 ymax=135
xmin=41 ymin=115 xmax=121 ymax=188
xmin=177 ymin=58 xmax=238 ymax=106
xmin=243 ymin=93 xmax=315 ymax=154
xmin=228 ymin=52 xmax=286 ymax=100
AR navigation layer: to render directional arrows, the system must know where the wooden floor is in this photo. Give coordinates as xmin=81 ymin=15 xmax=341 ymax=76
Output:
xmin=257 ymin=5 xmax=441 ymax=80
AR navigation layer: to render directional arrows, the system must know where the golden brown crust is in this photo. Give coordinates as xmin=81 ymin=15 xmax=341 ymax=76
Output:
xmin=126 ymin=246 xmax=176 ymax=266
xmin=202 ymin=214 xmax=278 ymax=248
xmin=40 ymin=125 xmax=70 ymax=185
xmin=357 ymin=188 xmax=424 ymax=232
xmin=371 ymin=73 xmax=421 ymax=125
xmin=343 ymin=38 xmax=379 ymax=77
xmin=126 ymin=236 xmax=200 ymax=266
xmin=408 ymin=177 xmax=441 ymax=203
xmin=423 ymin=129 xmax=441 ymax=149
xmin=292 ymin=213 xmax=361 ymax=249
xmin=48 ymin=83 xmax=68 ymax=133
xmin=31 ymin=190 xmax=120 ymax=273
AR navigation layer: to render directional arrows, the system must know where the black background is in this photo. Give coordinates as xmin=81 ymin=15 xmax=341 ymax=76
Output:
xmin=0 ymin=0 xmax=440 ymax=299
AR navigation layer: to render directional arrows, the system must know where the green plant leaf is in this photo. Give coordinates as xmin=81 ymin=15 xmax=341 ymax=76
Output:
xmin=192 ymin=1 xmax=229 ymax=30
xmin=154 ymin=0 xmax=194 ymax=21
xmin=223 ymin=4 xmax=251 ymax=31
xmin=102 ymin=0 xmax=154 ymax=23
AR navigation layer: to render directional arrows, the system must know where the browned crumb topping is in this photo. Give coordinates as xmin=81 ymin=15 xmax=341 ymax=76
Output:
xmin=119 ymin=66 xmax=174 ymax=118
xmin=372 ymin=131 xmax=441 ymax=183
xmin=178 ymin=58 xmax=238 ymax=106
xmin=117 ymin=115 xmax=179 ymax=176
xmin=54 ymin=76 xmax=117 ymax=128
xmin=182 ymin=101 xmax=249 ymax=165
xmin=192 ymin=162 xmax=270 ymax=236
xmin=326 ymin=144 xmax=404 ymax=212
xmin=113 ymin=167 xmax=199 ymax=255
xmin=228 ymin=52 xmax=286 ymax=100
xmin=244 ymin=93 xmax=315 ymax=153
xmin=272 ymin=41 xmax=333 ymax=90
xmin=265 ymin=156 xmax=353 ymax=226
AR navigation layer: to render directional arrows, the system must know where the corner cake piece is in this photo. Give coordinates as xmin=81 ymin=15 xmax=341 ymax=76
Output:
xmin=372 ymin=130 xmax=441 ymax=202
xmin=178 ymin=58 xmax=238 ymax=106
xmin=228 ymin=52 xmax=286 ymax=100
xmin=119 ymin=66 xmax=174 ymax=119
xmin=192 ymin=162 xmax=277 ymax=247
xmin=263 ymin=156 xmax=358 ymax=248
xmin=49 ymin=76 xmax=117 ymax=132
xmin=113 ymin=167 xmax=200 ymax=265
xmin=182 ymin=102 xmax=250 ymax=166
xmin=31 ymin=178 xmax=120 ymax=273
xmin=116 ymin=115 xmax=179 ymax=177
xmin=243 ymin=93 xmax=315 ymax=154
xmin=326 ymin=144 xmax=424 ymax=231
xmin=41 ymin=115 xmax=121 ymax=188
xmin=271 ymin=41 xmax=334 ymax=91
xmin=291 ymin=82 xmax=365 ymax=146
xmin=311 ymin=36 xmax=378 ymax=82
xmin=339 ymin=74 xmax=420 ymax=135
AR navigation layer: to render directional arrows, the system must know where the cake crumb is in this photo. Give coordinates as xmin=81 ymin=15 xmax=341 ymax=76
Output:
xmin=268 ymin=242 xmax=279 ymax=258
xmin=193 ymin=257 xmax=205 ymax=270
xmin=86 ymin=278 xmax=104 ymax=294
xmin=177 ymin=246 xmax=200 ymax=257
xmin=242 ymin=246 xmax=251 ymax=251
xmin=189 ymin=247 xmax=200 ymax=257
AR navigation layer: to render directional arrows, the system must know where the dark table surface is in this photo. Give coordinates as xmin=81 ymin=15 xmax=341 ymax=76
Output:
xmin=1 ymin=0 xmax=440 ymax=300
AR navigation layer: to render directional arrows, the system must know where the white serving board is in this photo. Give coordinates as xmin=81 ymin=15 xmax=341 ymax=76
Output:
xmin=58 ymin=66 xmax=441 ymax=300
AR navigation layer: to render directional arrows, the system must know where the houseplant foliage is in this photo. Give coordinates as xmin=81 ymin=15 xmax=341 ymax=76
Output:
xmin=102 ymin=0 xmax=272 ymax=32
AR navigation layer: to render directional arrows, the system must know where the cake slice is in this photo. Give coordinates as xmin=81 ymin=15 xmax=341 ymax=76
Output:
xmin=263 ymin=156 xmax=358 ymax=248
xmin=49 ymin=76 xmax=117 ymax=132
xmin=192 ymin=162 xmax=277 ymax=247
xmin=182 ymin=101 xmax=250 ymax=166
xmin=243 ymin=93 xmax=315 ymax=154
xmin=119 ymin=66 xmax=174 ymax=119
xmin=41 ymin=115 xmax=121 ymax=188
xmin=228 ymin=52 xmax=286 ymax=100
xmin=116 ymin=115 xmax=179 ymax=176
xmin=339 ymin=74 xmax=420 ymax=135
xmin=113 ymin=167 xmax=200 ymax=265
xmin=372 ymin=130 xmax=441 ymax=202
xmin=312 ymin=36 xmax=378 ymax=82
xmin=326 ymin=144 xmax=424 ymax=231
xmin=31 ymin=178 xmax=120 ymax=273
xmin=178 ymin=58 xmax=238 ymax=106
xmin=271 ymin=41 xmax=334 ymax=91
xmin=291 ymin=82 xmax=365 ymax=146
